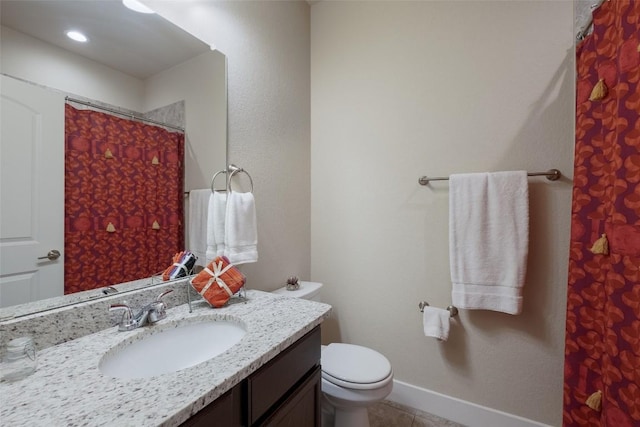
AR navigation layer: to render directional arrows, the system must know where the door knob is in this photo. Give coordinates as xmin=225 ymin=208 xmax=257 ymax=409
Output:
xmin=38 ymin=250 xmax=61 ymax=261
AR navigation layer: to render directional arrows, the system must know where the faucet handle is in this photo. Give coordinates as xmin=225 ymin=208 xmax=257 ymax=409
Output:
xmin=148 ymin=289 xmax=173 ymax=323
xmin=155 ymin=289 xmax=174 ymax=302
xmin=109 ymin=303 xmax=137 ymax=331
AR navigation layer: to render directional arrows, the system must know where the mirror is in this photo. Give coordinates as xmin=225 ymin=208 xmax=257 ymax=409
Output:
xmin=0 ymin=0 xmax=227 ymax=313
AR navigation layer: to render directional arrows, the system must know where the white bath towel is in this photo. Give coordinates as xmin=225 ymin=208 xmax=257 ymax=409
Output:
xmin=423 ymin=306 xmax=451 ymax=341
xmin=187 ymin=189 xmax=211 ymax=265
xmin=449 ymin=171 xmax=529 ymax=315
xmin=206 ymin=191 xmax=227 ymax=264
xmin=224 ymin=191 xmax=258 ymax=264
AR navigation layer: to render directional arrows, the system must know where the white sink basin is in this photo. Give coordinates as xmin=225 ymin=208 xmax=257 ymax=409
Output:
xmin=99 ymin=320 xmax=246 ymax=379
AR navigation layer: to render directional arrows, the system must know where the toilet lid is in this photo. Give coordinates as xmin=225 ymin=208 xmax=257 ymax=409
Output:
xmin=321 ymin=343 xmax=392 ymax=385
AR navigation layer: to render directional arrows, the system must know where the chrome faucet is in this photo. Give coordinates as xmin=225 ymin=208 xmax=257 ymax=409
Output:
xmin=109 ymin=289 xmax=174 ymax=331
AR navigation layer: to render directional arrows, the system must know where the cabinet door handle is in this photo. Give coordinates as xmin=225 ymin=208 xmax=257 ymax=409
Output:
xmin=38 ymin=250 xmax=61 ymax=261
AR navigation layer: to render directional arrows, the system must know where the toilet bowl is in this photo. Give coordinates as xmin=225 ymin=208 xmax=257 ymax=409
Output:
xmin=320 ymin=343 xmax=393 ymax=427
xmin=272 ymin=281 xmax=394 ymax=427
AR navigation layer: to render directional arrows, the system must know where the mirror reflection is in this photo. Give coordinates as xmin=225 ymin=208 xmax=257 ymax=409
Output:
xmin=0 ymin=1 xmax=227 ymax=311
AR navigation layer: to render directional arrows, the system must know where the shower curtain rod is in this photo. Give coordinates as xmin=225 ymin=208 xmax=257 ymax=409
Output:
xmin=65 ymin=96 xmax=185 ymax=132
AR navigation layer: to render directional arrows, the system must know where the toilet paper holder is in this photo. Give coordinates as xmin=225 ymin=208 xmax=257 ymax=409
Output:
xmin=418 ymin=301 xmax=458 ymax=317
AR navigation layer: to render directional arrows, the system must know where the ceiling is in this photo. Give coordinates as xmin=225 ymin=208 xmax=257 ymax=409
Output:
xmin=0 ymin=0 xmax=210 ymax=79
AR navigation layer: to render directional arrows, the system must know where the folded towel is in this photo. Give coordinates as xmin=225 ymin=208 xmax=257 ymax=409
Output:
xmin=187 ymin=189 xmax=210 ymax=264
xmin=189 ymin=256 xmax=246 ymax=307
xmin=162 ymin=251 xmax=197 ymax=281
xmin=206 ymin=191 xmax=227 ymax=264
xmin=422 ymin=306 xmax=451 ymax=341
xmin=449 ymin=171 xmax=529 ymax=315
xmin=224 ymin=190 xmax=258 ymax=264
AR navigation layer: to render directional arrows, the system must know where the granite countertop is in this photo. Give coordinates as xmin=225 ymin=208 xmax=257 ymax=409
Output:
xmin=0 ymin=290 xmax=331 ymax=426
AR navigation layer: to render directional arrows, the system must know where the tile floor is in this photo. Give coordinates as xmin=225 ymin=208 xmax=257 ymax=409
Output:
xmin=368 ymin=400 xmax=465 ymax=427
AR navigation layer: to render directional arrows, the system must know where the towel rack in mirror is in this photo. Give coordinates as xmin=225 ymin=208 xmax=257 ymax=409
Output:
xmin=210 ymin=169 xmax=228 ymax=193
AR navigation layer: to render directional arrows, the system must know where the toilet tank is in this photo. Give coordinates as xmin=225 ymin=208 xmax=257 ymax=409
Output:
xmin=272 ymin=281 xmax=323 ymax=302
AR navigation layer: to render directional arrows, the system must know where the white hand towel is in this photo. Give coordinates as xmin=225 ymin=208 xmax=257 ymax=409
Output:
xmin=206 ymin=191 xmax=227 ymax=264
xmin=187 ymin=189 xmax=210 ymax=265
xmin=422 ymin=306 xmax=451 ymax=341
xmin=224 ymin=191 xmax=258 ymax=264
xmin=449 ymin=171 xmax=529 ymax=315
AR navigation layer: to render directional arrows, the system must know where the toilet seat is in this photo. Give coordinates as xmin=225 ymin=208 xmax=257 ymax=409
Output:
xmin=321 ymin=343 xmax=393 ymax=391
xmin=322 ymin=369 xmax=393 ymax=391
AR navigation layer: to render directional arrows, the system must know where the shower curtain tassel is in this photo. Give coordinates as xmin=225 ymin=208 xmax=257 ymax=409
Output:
xmin=589 ymin=79 xmax=608 ymax=101
xmin=590 ymin=233 xmax=609 ymax=255
xmin=585 ymin=390 xmax=602 ymax=411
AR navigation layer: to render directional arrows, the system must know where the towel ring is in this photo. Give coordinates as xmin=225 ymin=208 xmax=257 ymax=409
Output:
xmin=228 ymin=164 xmax=254 ymax=193
xmin=210 ymin=170 xmax=227 ymax=193
xmin=418 ymin=301 xmax=458 ymax=317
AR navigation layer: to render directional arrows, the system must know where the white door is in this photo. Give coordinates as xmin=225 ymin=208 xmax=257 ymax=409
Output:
xmin=0 ymin=75 xmax=65 ymax=307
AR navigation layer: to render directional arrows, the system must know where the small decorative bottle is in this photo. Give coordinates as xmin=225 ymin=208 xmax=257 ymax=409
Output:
xmin=2 ymin=336 xmax=37 ymax=381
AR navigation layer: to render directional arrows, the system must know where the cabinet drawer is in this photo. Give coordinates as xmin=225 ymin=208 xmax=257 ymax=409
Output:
xmin=248 ymin=326 xmax=321 ymax=425
xmin=180 ymin=386 xmax=243 ymax=427
xmin=262 ymin=365 xmax=321 ymax=427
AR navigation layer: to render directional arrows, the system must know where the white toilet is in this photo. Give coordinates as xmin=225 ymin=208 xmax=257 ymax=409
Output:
xmin=273 ymin=281 xmax=393 ymax=427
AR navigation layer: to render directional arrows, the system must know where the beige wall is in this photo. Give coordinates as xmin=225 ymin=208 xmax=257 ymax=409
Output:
xmin=144 ymin=51 xmax=227 ymax=191
xmin=311 ymin=1 xmax=573 ymax=425
xmin=151 ymin=1 xmax=312 ymax=287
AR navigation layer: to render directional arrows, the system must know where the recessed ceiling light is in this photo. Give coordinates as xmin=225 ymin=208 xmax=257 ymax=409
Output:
xmin=123 ymin=0 xmax=155 ymax=14
xmin=66 ymin=30 xmax=88 ymax=43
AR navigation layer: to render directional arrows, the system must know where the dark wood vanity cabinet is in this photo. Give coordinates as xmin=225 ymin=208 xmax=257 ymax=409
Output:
xmin=181 ymin=326 xmax=322 ymax=427
xmin=182 ymin=386 xmax=244 ymax=427
xmin=258 ymin=366 xmax=321 ymax=427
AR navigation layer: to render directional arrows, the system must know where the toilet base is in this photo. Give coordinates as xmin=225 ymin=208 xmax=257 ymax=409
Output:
xmin=322 ymin=395 xmax=370 ymax=427
xmin=334 ymin=406 xmax=370 ymax=427
xmin=320 ymin=373 xmax=393 ymax=427
xmin=321 ymin=395 xmax=335 ymax=427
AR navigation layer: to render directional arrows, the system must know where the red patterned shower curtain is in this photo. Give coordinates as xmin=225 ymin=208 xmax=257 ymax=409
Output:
xmin=64 ymin=104 xmax=184 ymax=294
xmin=564 ymin=1 xmax=640 ymax=425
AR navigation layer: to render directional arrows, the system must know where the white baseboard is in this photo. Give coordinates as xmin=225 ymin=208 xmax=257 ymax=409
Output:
xmin=388 ymin=380 xmax=552 ymax=427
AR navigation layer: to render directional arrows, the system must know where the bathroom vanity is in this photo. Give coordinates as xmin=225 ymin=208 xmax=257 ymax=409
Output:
xmin=0 ymin=290 xmax=331 ymax=426
xmin=183 ymin=326 xmax=321 ymax=426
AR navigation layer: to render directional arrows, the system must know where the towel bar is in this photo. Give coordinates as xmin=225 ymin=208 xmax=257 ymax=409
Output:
xmin=208 ymin=165 xmax=254 ymax=194
xmin=418 ymin=301 xmax=458 ymax=317
xmin=210 ymin=169 xmax=228 ymax=193
xmin=418 ymin=168 xmax=561 ymax=186
xmin=228 ymin=164 xmax=254 ymax=193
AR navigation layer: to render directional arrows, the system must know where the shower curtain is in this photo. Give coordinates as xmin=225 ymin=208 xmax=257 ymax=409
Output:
xmin=64 ymin=104 xmax=185 ymax=294
xmin=564 ymin=1 xmax=640 ymax=425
